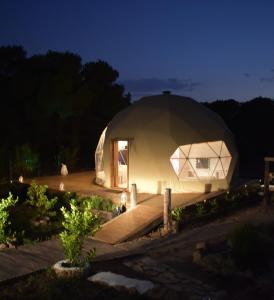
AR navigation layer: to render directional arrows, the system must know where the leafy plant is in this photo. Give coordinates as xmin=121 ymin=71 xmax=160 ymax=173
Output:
xmin=0 ymin=192 xmax=18 ymax=243
xmin=80 ymin=195 xmax=115 ymax=212
xmin=195 ymin=201 xmax=207 ymax=216
xmin=59 ymin=199 xmax=100 ymax=266
xmin=171 ymin=207 xmax=185 ymax=222
xmin=26 ymin=181 xmax=57 ymax=219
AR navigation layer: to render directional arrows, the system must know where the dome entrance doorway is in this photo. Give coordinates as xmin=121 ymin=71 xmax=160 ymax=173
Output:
xmin=112 ymin=140 xmax=129 ymax=189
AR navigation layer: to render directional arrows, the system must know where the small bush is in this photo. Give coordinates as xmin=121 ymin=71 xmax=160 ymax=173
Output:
xmin=171 ymin=207 xmax=185 ymax=222
xmin=26 ymin=181 xmax=57 ymax=219
xmin=59 ymin=199 xmax=100 ymax=266
xmin=228 ymin=223 xmax=274 ymax=271
xmin=0 ymin=192 xmax=18 ymax=243
xmin=195 ymin=202 xmax=207 ymax=216
xmin=80 ymin=195 xmax=114 ymax=212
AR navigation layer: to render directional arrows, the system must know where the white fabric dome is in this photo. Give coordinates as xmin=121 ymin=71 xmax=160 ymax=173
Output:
xmin=95 ymin=94 xmax=238 ymax=193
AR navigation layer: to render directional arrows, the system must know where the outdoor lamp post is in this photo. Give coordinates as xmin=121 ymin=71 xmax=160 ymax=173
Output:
xmin=19 ymin=176 xmax=24 ymax=183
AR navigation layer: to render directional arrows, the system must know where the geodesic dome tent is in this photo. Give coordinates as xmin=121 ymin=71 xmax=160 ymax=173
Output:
xmin=95 ymin=94 xmax=238 ymax=193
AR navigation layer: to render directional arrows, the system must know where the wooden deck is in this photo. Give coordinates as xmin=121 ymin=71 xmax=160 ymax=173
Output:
xmin=93 ymin=191 xmax=225 ymax=244
xmin=94 ymin=205 xmax=163 ymax=244
xmin=26 ymin=171 xmax=226 ymax=244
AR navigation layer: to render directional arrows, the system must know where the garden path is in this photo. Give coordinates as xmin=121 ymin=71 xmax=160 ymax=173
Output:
xmin=0 ymin=236 xmax=152 ymax=283
xmin=1 ymin=202 xmax=271 ymax=292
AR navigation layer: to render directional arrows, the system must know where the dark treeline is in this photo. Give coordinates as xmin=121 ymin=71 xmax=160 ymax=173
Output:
xmin=0 ymin=45 xmax=130 ymax=180
xmin=204 ymin=97 xmax=274 ymax=178
xmin=1 ymin=45 xmax=273 ymax=181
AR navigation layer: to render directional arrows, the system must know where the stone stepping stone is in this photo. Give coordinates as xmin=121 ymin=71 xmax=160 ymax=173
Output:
xmin=88 ymin=271 xmax=154 ymax=294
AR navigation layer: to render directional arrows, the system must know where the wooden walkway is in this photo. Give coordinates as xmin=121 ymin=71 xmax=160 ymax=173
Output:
xmin=94 ymin=205 xmax=162 ymax=244
xmin=26 ymin=171 xmax=225 ymax=245
xmin=93 ymin=191 xmax=224 ymax=244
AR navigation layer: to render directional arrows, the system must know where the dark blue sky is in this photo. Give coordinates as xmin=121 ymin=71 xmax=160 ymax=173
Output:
xmin=1 ymin=0 xmax=274 ymax=101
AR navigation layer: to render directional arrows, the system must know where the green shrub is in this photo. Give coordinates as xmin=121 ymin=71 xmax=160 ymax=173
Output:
xmin=195 ymin=201 xmax=207 ymax=216
xmin=171 ymin=207 xmax=185 ymax=222
xmin=228 ymin=223 xmax=274 ymax=271
xmin=80 ymin=195 xmax=115 ymax=212
xmin=0 ymin=192 xmax=18 ymax=243
xmin=26 ymin=181 xmax=57 ymax=219
xmin=59 ymin=199 xmax=100 ymax=266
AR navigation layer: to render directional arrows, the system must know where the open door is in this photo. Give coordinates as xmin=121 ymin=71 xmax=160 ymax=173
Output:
xmin=112 ymin=140 xmax=128 ymax=189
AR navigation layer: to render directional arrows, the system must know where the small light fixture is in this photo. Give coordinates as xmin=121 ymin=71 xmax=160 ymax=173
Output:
xmin=120 ymin=191 xmax=127 ymax=206
xmin=244 ymin=184 xmax=247 ymax=188
xmin=19 ymin=176 xmax=24 ymax=183
xmin=59 ymin=182 xmax=65 ymax=191
xmin=10 ymin=180 xmax=13 ymax=184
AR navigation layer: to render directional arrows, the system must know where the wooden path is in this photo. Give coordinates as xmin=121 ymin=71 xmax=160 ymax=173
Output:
xmin=26 ymin=171 xmax=225 ymax=245
xmin=93 ymin=191 xmax=224 ymax=244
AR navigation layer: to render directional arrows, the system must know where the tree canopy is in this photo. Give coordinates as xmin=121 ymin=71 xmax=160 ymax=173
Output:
xmin=0 ymin=45 xmax=130 ymax=179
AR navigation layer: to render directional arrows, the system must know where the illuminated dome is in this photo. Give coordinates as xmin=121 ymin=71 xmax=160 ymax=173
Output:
xmin=95 ymin=94 xmax=238 ymax=193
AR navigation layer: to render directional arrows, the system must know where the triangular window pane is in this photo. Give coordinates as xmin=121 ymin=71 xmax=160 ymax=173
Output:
xmin=212 ymin=160 xmax=225 ymax=179
xmin=179 ymin=160 xmax=197 ymax=179
xmin=208 ymin=141 xmax=222 ymax=156
xmin=170 ymin=147 xmax=184 ymax=159
xmin=209 ymin=157 xmax=219 ymax=177
xmin=170 ymin=158 xmax=186 ymax=176
xmin=221 ymin=157 xmax=231 ymax=175
xmin=188 ymin=158 xmax=212 ymax=179
xmin=220 ymin=142 xmax=231 ymax=157
xmin=189 ymin=142 xmax=216 ymax=158
xmin=179 ymin=144 xmax=191 ymax=157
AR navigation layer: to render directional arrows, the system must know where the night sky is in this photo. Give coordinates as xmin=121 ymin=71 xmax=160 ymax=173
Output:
xmin=1 ymin=0 xmax=274 ymax=101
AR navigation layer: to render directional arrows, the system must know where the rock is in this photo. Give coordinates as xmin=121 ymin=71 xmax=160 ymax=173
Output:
xmin=88 ymin=271 xmax=154 ymax=295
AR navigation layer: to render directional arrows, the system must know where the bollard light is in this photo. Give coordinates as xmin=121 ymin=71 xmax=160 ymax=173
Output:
xmin=120 ymin=191 xmax=127 ymax=206
xmin=59 ymin=182 xmax=65 ymax=191
xmin=19 ymin=176 xmax=24 ymax=183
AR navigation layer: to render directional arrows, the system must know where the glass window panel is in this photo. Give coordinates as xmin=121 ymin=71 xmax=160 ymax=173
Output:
xmin=208 ymin=141 xmax=222 ymax=156
xmin=188 ymin=143 xmax=216 ymax=158
xmin=95 ymin=152 xmax=104 ymax=172
xmin=220 ymin=142 xmax=230 ymax=157
xmin=170 ymin=141 xmax=232 ymax=181
xmin=221 ymin=157 xmax=231 ymax=175
xmin=189 ymin=158 xmax=211 ymax=178
xmin=212 ymin=160 xmax=225 ymax=179
xmin=179 ymin=160 xmax=196 ymax=179
xmin=170 ymin=147 xmax=184 ymax=159
xmin=179 ymin=144 xmax=191 ymax=157
xmin=209 ymin=157 xmax=219 ymax=177
xmin=170 ymin=158 xmax=186 ymax=176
